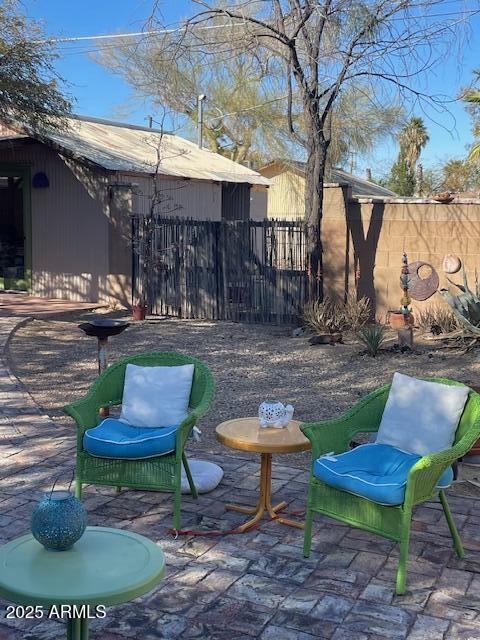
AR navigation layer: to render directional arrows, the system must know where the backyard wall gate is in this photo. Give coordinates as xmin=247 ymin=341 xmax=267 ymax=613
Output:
xmin=132 ymin=217 xmax=309 ymax=324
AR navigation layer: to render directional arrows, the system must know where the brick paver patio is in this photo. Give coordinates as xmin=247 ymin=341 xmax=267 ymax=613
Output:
xmin=1 ymin=318 xmax=480 ymax=639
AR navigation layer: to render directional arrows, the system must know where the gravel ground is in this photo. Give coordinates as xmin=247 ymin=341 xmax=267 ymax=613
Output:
xmin=7 ymin=314 xmax=480 ymax=471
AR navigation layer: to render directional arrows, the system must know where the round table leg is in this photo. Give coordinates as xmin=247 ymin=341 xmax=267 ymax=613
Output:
xmin=66 ymin=616 xmax=89 ymax=640
xmin=67 ymin=618 xmax=79 ymax=640
xmin=263 ymin=453 xmax=288 ymax=518
xmin=224 ymin=453 xmax=289 ymax=532
xmin=81 ymin=617 xmax=89 ymax=640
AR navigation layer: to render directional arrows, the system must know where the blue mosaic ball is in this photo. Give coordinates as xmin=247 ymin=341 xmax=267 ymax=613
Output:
xmin=31 ymin=491 xmax=87 ymax=551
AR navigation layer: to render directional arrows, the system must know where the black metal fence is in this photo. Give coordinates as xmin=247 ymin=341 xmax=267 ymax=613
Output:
xmin=132 ymin=216 xmax=310 ymax=324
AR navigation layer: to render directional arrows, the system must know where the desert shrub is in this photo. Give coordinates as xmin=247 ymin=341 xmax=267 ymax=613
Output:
xmin=358 ymin=323 xmax=386 ymax=357
xmin=303 ymin=294 xmax=371 ymax=335
xmin=343 ymin=294 xmax=371 ymax=332
xmin=416 ymin=304 xmax=458 ymax=335
xmin=302 ymin=298 xmax=346 ymax=334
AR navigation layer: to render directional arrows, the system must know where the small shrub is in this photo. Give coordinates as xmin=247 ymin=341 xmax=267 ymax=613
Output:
xmin=358 ymin=323 xmax=386 ymax=357
xmin=343 ymin=294 xmax=371 ymax=332
xmin=416 ymin=305 xmax=458 ymax=335
xmin=302 ymin=294 xmax=372 ymax=335
xmin=302 ymin=297 xmax=346 ymax=334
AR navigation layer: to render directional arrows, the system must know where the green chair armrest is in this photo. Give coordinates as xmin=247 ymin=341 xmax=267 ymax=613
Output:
xmin=406 ymin=420 xmax=480 ymax=505
xmin=301 ymin=385 xmax=390 ymax=460
xmin=406 ymin=450 xmax=457 ymax=505
xmin=64 ymin=396 xmax=113 ymax=431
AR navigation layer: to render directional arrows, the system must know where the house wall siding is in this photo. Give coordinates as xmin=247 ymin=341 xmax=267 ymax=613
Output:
xmin=0 ymin=141 xmax=110 ymax=302
xmin=0 ymin=142 xmax=226 ymax=305
xmin=261 ymin=167 xmax=305 ymax=219
xmin=116 ymin=173 xmax=222 ymax=220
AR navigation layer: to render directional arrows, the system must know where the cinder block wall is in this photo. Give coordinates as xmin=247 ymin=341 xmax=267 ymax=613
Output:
xmin=323 ymin=186 xmax=480 ymax=319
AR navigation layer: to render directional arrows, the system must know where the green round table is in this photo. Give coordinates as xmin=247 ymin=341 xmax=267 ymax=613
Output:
xmin=0 ymin=526 xmax=165 ymax=640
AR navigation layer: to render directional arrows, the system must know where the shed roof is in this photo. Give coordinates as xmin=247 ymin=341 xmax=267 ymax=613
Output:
xmin=0 ymin=115 xmax=269 ymax=186
xmin=260 ymin=160 xmax=397 ymax=197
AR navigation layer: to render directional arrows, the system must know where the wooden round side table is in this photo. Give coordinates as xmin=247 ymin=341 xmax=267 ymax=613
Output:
xmin=215 ymin=417 xmax=310 ymax=531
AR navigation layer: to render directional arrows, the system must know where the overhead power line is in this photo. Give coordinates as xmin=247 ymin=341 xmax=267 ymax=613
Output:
xmin=39 ymin=22 xmax=245 ymax=45
xmin=41 ymin=6 xmax=480 ymax=48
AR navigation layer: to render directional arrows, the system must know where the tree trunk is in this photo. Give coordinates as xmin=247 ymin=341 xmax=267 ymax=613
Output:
xmin=304 ymin=124 xmax=328 ymax=302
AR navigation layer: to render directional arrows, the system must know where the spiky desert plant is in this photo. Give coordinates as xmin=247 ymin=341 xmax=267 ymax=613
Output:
xmin=302 ymin=298 xmax=347 ymax=335
xmin=416 ymin=304 xmax=458 ymax=335
xmin=343 ymin=294 xmax=371 ymax=332
xmin=439 ymin=268 xmax=480 ymax=336
xmin=357 ymin=323 xmax=386 ymax=357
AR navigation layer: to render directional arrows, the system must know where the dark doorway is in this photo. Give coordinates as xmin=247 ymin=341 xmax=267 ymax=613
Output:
xmin=221 ymin=182 xmax=251 ymax=220
xmin=0 ymin=167 xmax=31 ymax=291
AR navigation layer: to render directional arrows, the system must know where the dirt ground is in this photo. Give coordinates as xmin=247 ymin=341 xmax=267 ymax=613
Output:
xmin=8 ymin=314 xmax=480 ymax=475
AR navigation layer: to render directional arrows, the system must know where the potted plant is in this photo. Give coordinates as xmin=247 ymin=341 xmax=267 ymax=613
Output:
xmin=388 ymin=310 xmax=414 ymax=329
xmin=132 ymin=299 xmax=148 ymax=321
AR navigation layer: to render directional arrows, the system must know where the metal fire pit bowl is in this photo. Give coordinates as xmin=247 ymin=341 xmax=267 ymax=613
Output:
xmin=78 ymin=319 xmax=130 ymax=377
xmin=78 ymin=318 xmax=130 ymax=340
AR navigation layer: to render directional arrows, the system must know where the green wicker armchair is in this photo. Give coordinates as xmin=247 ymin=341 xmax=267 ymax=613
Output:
xmin=63 ymin=352 xmax=215 ymax=530
xmin=301 ymin=378 xmax=480 ymax=594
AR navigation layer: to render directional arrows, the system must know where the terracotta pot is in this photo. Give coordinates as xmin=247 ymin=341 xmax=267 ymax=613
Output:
xmin=132 ymin=303 xmax=147 ymax=321
xmin=388 ymin=311 xmax=414 ymax=329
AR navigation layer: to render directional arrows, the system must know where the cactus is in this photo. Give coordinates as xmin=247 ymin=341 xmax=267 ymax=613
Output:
xmin=439 ymin=268 xmax=480 ymax=336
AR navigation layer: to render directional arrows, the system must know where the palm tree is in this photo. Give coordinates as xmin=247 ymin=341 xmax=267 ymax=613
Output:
xmin=398 ymin=117 xmax=430 ymax=170
xmin=464 ymin=89 xmax=480 ymax=161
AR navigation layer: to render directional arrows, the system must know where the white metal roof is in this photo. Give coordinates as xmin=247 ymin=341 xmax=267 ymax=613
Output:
xmin=5 ymin=115 xmax=270 ymax=186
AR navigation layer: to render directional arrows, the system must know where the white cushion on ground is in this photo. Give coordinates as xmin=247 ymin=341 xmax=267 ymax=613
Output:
xmin=120 ymin=363 xmax=194 ymax=428
xmin=375 ymin=372 xmax=469 ymax=456
xmin=181 ymin=459 xmax=224 ymax=494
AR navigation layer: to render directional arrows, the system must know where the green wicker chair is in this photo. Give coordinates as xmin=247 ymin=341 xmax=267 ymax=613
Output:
xmin=63 ymin=352 xmax=215 ymax=530
xmin=302 ymin=378 xmax=480 ymax=594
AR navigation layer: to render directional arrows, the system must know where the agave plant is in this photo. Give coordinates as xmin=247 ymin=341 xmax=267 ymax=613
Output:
xmin=439 ymin=268 xmax=480 ymax=336
xmin=357 ymin=323 xmax=386 ymax=357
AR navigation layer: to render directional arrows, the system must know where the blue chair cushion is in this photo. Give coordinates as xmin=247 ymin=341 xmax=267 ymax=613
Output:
xmin=313 ymin=443 xmax=453 ymax=506
xmin=83 ymin=418 xmax=178 ymax=460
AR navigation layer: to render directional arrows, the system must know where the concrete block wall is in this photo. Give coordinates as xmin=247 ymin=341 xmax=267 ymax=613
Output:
xmin=322 ymin=186 xmax=480 ymax=319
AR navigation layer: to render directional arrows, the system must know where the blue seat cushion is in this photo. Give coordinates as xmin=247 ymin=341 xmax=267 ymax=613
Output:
xmin=313 ymin=443 xmax=453 ymax=506
xmin=83 ymin=419 xmax=178 ymax=460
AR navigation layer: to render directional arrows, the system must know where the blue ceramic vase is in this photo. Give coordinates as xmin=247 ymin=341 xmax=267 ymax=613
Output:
xmin=31 ymin=491 xmax=87 ymax=551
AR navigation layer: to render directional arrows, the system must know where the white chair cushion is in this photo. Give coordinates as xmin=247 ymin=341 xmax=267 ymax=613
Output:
xmin=375 ymin=372 xmax=469 ymax=456
xmin=120 ymin=363 xmax=194 ymax=428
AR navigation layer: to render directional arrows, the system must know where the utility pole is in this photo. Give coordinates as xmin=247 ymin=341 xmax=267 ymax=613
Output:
xmin=197 ymin=94 xmax=206 ymax=149
xmin=416 ymin=163 xmax=424 ymax=197
xmin=349 ymin=151 xmax=357 ymax=174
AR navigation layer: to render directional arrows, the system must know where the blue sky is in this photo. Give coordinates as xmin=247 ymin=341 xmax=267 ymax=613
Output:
xmin=24 ymin=0 xmax=480 ymax=177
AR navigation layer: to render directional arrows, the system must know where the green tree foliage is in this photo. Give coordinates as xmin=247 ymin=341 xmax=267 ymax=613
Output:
xmin=398 ymin=117 xmax=429 ymax=170
xmin=442 ymin=159 xmax=480 ymax=192
xmin=463 ymin=71 xmax=480 ymax=162
xmin=0 ymin=1 xmax=71 ymax=131
xmin=386 ymin=117 xmax=429 ymax=195
xmin=387 ymin=158 xmax=415 ymax=196
xmin=96 ymin=34 xmax=292 ymax=164
xmin=326 ymin=87 xmax=403 ymax=169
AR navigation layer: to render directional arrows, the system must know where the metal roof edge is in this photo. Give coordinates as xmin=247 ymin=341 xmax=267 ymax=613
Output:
xmin=69 ymin=114 xmax=173 ymax=135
